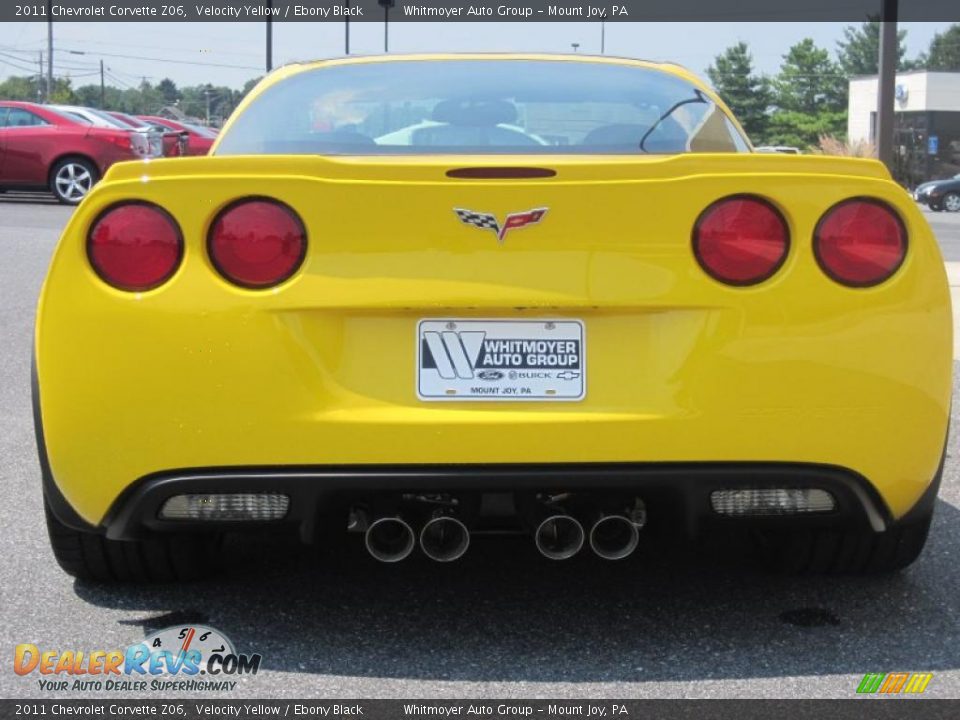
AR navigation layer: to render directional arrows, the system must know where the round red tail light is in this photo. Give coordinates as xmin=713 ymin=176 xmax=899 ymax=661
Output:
xmin=208 ymin=198 xmax=306 ymax=288
xmin=87 ymin=202 xmax=183 ymax=291
xmin=814 ymin=199 xmax=907 ymax=287
xmin=693 ymin=196 xmax=789 ymax=286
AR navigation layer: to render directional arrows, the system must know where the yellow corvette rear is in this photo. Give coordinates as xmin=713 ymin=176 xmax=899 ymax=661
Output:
xmin=34 ymin=54 xmax=951 ymax=580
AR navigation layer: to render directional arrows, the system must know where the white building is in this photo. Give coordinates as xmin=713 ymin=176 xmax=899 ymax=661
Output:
xmin=848 ymin=71 xmax=960 ymax=184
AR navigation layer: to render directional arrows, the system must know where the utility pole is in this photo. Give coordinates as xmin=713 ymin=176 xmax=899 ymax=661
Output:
xmin=345 ymin=0 xmax=351 ymax=55
xmin=266 ymin=0 xmax=273 ymax=72
xmin=379 ymin=0 xmax=395 ymax=53
xmin=46 ymin=0 xmax=53 ymax=101
xmin=876 ymin=0 xmax=898 ymax=172
xmin=37 ymin=51 xmax=44 ymax=102
xmin=100 ymin=60 xmax=105 ymax=109
xmin=601 ymin=20 xmax=605 ymax=54
xmin=204 ymin=89 xmax=211 ymax=125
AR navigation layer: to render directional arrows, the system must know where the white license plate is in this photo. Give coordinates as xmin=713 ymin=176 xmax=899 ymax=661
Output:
xmin=417 ymin=319 xmax=585 ymax=401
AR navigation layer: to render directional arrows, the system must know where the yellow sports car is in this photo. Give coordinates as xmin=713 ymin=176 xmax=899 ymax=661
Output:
xmin=34 ymin=54 xmax=952 ymax=581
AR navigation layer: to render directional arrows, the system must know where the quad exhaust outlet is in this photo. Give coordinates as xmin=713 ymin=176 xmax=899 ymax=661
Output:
xmin=364 ymin=516 xmax=416 ymax=563
xmin=534 ymin=514 xmax=585 ymax=560
xmin=588 ymin=514 xmax=640 ymax=560
xmin=420 ymin=515 xmax=471 ymax=562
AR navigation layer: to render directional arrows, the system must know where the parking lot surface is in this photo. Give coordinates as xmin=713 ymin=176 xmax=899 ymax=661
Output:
xmin=1 ymin=197 xmax=958 ymax=699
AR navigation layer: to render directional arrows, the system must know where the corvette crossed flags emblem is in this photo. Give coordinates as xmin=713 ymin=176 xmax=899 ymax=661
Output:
xmin=454 ymin=207 xmax=548 ymax=244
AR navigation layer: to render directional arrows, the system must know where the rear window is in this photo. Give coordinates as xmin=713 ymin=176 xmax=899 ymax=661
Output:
xmin=216 ymin=60 xmax=747 ymax=156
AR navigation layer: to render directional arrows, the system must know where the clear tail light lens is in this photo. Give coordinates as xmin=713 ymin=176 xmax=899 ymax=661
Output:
xmin=87 ymin=202 xmax=183 ymax=291
xmin=693 ymin=196 xmax=790 ymax=285
xmin=208 ymin=198 xmax=306 ymax=288
xmin=814 ymin=199 xmax=907 ymax=287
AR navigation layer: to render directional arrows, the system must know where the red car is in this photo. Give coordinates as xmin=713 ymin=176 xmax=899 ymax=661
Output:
xmin=105 ymin=111 xmax=184 ymax=158
xmin=0 ymin=101 xmax=145 ymax=204
xmin=138 ymin=115 xmax=217 ymax=156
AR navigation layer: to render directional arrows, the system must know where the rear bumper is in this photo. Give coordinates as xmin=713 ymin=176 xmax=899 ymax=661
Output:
xmin=53 ymin=462 xmax=913 ymax=542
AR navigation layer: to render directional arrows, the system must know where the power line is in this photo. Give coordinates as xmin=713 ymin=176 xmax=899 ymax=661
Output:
xmin=60 ymin=47 xmax=260 ymax=71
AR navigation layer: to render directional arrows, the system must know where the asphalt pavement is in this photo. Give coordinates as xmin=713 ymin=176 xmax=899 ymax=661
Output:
xmin=0 ymin=197 xmax=958 ymax=700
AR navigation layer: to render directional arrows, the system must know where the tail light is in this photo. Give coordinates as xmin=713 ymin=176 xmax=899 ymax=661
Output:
xmin=692 ymin=196 xmax=789 ymax=286
xmin=87 ymin=202 xmax=183 ymax=291
xmin=814 ymin=199 xmax=907 ymax=287
xmin=101 ymin=133 xmax=133 ymax=152
xmin=207 ymin=198 xmax=306 ymax=288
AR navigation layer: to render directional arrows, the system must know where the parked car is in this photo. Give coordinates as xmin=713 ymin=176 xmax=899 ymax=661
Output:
xmin=0 ymin=101 xmax=147 ymax=204
xmin=914 ymin=173 xmax=960 ymax=212
xmin=138 ymin=115 xmax=217 ymax=156
xmin=106 ymin=111 xmax=183 ymax=157
xmin=51 ymin=105 xmax=163 ymax=159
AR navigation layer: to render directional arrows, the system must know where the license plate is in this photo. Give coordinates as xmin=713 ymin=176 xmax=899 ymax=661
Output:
xmin=417 ymin=319 xmax=585 ymax=401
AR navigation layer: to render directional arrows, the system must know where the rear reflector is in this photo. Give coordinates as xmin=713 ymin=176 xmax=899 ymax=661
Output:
xmin=87 ymin=202 xmax=183 ymax=291
xmin=693 ymin=196 xmax=789 ymax=286
xmin=814 ymin=198 xmax=907 ymax=287
xmin=159 ymin=493 xmax=290 ymax=521
xmin=208 ymin=198 xmax=306 ymax=288
xmin=710 ymin=488 xmax=836 ymax=516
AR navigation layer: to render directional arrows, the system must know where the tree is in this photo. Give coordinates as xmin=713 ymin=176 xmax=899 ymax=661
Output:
xmin=157 ymin=78 xmax=180 ymax=104
xmin=768 ymin=39 xmax=847 ymax=148
xmin=706 ymin=42 xmax=772 ymax=142
xmin=923 ymin=23 xmax=960 ymax=71
xmin=836 ymin=20 xmax=913 ymax=76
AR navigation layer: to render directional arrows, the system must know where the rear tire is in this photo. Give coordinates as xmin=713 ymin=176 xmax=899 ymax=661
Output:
xmin=45 ymin=499 xmax=220 ymax=582
xmin=49 ymin=157 xmax=98 ymax=205
xmin=755 ymin=511 xmax=933 ymax=574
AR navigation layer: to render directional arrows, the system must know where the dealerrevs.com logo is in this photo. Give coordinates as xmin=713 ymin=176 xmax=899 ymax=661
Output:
xmin=14 ymin=625 xmax=261 ymax=692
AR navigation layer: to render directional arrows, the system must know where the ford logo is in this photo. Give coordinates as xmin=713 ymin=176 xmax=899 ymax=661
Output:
xmin=478 ymin=370 xmax=504 ymax=381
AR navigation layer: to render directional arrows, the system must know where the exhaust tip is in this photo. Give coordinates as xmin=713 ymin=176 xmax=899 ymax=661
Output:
xmin=420 ymin=516 xmax=470 ymax=562
xmin=589 ymin=515 xmax=640 ymax=560
xmin=365 ymin=517 xmax=416 ymax=563
xmin=535 ymin=514 xmax=585 ymax=561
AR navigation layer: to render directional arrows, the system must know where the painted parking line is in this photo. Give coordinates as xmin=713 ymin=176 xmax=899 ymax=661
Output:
xmin=948 ymin=262 xmax=960 ymax=359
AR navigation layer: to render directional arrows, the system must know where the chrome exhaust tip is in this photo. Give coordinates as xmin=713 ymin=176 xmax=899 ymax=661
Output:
xmin=534 ymin=514 xmax=585 ymax=560
xmin=419 ymin=516 xmax=470 ymax=562
xmin=589 ymin=515 xmax=640 ymax=560
xmin=364 ymin=516 xmax=416 ymax=563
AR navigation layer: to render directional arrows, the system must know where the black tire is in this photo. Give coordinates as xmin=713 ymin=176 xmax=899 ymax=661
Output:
xmin=49 ymin=157 xmax=98 ymax=205
xmin=942 ymin=192 xmax=960 ymax=213
xmin=755 ymin=511 xmax=933 ymax=575
xmin=45 ymin=499 xmax=220 ymax=582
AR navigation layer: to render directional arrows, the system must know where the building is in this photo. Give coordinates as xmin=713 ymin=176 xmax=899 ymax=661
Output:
xmin=848 ymin=71 xmax=960 ymax=186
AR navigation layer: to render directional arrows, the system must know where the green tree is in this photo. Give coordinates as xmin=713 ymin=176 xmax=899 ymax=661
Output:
xmin=156 ymin=77 xmax=180 ymax=104
xmin=836 ymin=20 xmax=913 ymax=76
xmin=706 ymin=42 xmax=772 ymax=142
xmin=922 ymin=23 xmax=960 ymax=71
xmin=767 ymin=39 xmax=847 ymax=148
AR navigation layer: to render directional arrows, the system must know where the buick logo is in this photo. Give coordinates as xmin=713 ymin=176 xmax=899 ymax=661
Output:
xmin=454 ymin=207 xmax=548 ymax=244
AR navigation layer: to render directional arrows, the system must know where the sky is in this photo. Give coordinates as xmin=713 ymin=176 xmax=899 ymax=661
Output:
xmin=0 ymin=21 xmax=954 ymax=90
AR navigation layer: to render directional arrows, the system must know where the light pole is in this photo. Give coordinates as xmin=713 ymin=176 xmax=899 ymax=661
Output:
xmin=600 ymin=20 xmax=605 ymax=54
xmin=344 ymin=0 xmax=351 ymax=55
xmin=876 ymin=0 xmax=898 ymax=172
xmin=46 ymin=0 xmax=53 ymax=101
xmin=379 ymin=0 xmax=395 ymax=53
xmin=266 ymin=0 xmax=273 ymax=72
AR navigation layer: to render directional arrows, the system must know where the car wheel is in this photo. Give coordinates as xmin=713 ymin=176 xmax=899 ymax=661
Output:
xmin=45 ymin=498 xmax=220 ymax=582
xmin=49 ymin=157 xmax=98 ymax=205
xmin=754 ymin=509 xmax=932 ymax=574
xmin=942 ymin=192 xmax=960 ymax=213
